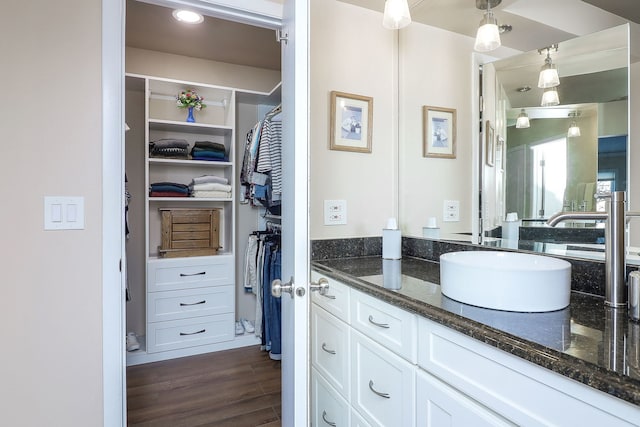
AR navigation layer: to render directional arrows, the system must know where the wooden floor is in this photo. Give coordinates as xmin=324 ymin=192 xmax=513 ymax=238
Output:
xmin=127 ymin=346 xmax=282 ymax=426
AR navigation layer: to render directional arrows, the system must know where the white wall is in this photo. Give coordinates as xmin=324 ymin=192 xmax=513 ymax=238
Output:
xmin=398 ymin=22 xmax=479 ymax=236
xmin=0 ymin=0 xmax=104 ymax=424
xmin=310 ymin=0 xmax=397 ymax=239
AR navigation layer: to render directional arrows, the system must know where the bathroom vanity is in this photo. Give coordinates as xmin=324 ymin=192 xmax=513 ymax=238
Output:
xmin=310 ymin=255 xmax=640 ymax=426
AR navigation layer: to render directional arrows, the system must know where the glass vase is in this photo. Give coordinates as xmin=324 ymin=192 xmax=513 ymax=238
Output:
xmin=186 ymin=106 xmax=195 ymax=123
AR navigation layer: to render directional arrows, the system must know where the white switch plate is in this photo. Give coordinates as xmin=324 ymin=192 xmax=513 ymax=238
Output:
xmin=44 ymin=197 xmax=85 ymax=230
xmin=324 ymin=200 xmax=347 ymax=225
xmin=443 ymin=200 xmax=460 ymax=222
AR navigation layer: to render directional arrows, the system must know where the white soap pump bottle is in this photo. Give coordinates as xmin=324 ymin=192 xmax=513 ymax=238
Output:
xmin=382 ymin=217 xmax=402 ymax=260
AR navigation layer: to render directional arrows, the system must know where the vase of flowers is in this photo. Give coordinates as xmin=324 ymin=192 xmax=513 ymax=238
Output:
xmin=176 ymin=89 xmax=206 ymax=123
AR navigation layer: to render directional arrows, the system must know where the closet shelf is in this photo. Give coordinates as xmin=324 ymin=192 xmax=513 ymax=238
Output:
xmin=148 ymin=119 xmax=233 ymax=135
xmin=148 ymin=197 xmax=233 ymax=202
xmin=149 ymin=158 xmax=232 ymax=167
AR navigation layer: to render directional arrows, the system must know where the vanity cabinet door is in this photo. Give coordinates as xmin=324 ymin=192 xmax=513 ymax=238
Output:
xmin=416 ymin=369 xmax=515 ymax=427
xmin=351 ymin=330 xmax=415 ymax=427
xmin=312 ymin=304 xmax=350 ymax=399
xmin=312 ymin=367 xmax=350 ymax=427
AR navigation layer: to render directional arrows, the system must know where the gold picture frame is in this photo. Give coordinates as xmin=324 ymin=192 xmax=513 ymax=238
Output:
xmin=423 ymin=106 xmax=456 ymax=159
xmin=329 ymin=91 xmax=373 ymax=153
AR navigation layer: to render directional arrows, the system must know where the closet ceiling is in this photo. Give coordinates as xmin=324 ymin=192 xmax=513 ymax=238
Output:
xmin=126 ymin=0 xmax=281 ymax=71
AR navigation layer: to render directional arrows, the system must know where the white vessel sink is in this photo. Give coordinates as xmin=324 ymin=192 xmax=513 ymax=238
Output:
xmin=440 ymin=251 xmax=571 ymax=312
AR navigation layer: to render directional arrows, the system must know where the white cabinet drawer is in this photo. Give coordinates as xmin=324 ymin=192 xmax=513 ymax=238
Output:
xmin=312 ymin=368 xmax=350 ymax=427
xmin=147 ymin=255 xmax=234 ymax=292
xmin=351 ymin=330 xmax=415 ymax=427
xmin=416 ymin=369 xmax=514 ymax=426
xmin=312 ymin=305 xmax=350 ymax=400
xmin=147 ymin=285 xmax=234 ymax=323
xmin=146 ymin=313 xmax=234 ymax=353
xmin=350 ymin=289 xmax=417 ymax=362
xmin=311 ymin=271 xmax=350 ymax=323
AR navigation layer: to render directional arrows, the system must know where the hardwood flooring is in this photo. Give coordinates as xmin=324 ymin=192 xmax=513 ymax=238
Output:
xmin=127 ymin=346 xmax=282 ymax=426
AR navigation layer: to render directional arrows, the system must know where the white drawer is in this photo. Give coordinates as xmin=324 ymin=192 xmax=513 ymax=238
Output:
xmin=312 ymin=305 xmax=350 ymax=400
xmin=351 ymin=330 xmax=415 ymax=427
xmin=312 ymin=367 xmax=350 ymax=427
xmin=351 ymin=408 xmax=373 ymax=427
xmin=147 ymin=285 xmax=234 ymax=323
xmin=350 ymin=289 xmax=417 ymax=362
xmin=146 ymin=313 xmax=234 ymax=353
xmin=147 ymin=255 xmax=234 ymax=292
xmin=311 ymin=271 xmax=350 ymax=323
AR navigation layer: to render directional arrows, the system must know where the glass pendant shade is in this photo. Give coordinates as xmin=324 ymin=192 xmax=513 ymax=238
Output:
xmin=567 ymin=121 xmax=581 ymax=137
xmin=474 ymin=12 xmax=501 ymax=52
xmin=382 ymin=0 xmax=412 ymax=29
xmin=538 ymin=59 xmax=560 ymax=88
xmin=516 ymin=109 xmax=530 ymax=129
xmin=541 ymin=87 xmax=559 ymax=107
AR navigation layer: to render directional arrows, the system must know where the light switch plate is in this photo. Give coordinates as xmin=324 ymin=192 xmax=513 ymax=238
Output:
xmin=44 ymin=197 xmax=85 ymax=230
xmin=324 ymin=200 xmax=347 ymax=225
xmin=443 ymin=200 xmax=460 ymax=222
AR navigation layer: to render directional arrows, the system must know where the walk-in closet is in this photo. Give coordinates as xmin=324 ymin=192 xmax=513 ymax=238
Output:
xmin=123 ymin=1 xmax=283 ymax=423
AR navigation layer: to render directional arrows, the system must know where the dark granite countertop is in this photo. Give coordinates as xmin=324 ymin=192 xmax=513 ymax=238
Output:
xmin=311 ymin=256 xmax=640 ymax=407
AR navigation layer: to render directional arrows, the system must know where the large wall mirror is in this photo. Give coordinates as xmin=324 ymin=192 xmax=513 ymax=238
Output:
xmin=481 ymin=24 xmax=631 ymax=259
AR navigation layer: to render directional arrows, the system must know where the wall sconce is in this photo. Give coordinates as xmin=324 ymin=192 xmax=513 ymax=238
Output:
xmin=541 ymin=87 xmax=559 ymax=107
xmin=474 ymin=0 xmax=502 ymax=52
xmin=516 ymin=109 xmax=530 ymax=128
xmin=567 ymin=112 xmax=581 ymax=137
xmin=382 ymin=0 xmax=412 ymax=29
xmin=538 ymin=44 xmax=560 ymax=88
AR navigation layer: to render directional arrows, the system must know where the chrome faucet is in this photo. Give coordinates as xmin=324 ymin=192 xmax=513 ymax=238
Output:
xmin=547 ymin=191 xmax=640 ymax=308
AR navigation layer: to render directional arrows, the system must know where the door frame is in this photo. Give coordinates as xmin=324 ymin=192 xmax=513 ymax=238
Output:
xmin=101 ymin=1 xmax=302 ymax=425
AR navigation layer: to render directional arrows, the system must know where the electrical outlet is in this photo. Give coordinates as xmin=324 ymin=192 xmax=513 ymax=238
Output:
xmin=324 ymin=200 xmax=347 ymax=225
xmin=443 ymin=200 xmax=460 ymax=222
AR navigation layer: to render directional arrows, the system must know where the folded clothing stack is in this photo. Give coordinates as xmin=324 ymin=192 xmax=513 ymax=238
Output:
xmin=149 ymin=182 xmax=190 ymax=197
xmin=190 ymin=175 xmax=232 ymax=199
xmin=150 ymin=139 xmax=190 ymax=159
xmin=190 ymin=140 xmax=227 ymax=161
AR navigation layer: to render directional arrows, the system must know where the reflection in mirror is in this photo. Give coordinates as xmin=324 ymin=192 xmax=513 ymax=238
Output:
xmin=482 ymin=24 xmax=629 ymax=253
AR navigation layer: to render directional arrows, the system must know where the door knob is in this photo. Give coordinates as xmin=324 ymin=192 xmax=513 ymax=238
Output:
xmin=272 ymin=277 xmax=294 ymax=298
xmin=310 ymin=277 xmax=329 ymax=296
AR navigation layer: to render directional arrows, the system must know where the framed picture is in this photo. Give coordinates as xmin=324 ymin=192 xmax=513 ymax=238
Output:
xmin=423 ymin=106 xmax=456 ymax=158
xmin=485 ymin=120 xmax=495 ymax=167
xmin=329 ymin=91 xmax=373 ymax=153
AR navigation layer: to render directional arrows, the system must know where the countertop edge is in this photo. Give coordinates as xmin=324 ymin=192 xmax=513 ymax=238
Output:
xmin=311 ymin=260 xmax=640 ymax=406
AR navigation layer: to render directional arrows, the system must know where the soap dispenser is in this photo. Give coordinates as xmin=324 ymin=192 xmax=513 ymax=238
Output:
xmin=383 ymin=217 xmax=401 ymax=260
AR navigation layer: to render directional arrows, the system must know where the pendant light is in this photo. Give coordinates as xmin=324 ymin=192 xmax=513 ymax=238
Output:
xmin=382 ymin=0 xmax=412 ymax=29
xmin=567 ymin=112 xmax=581 ymax=137
xmin=474 ymin=0 xmax=501 ymax=52
xmin=541 ymin=87 xmax=559 ymax=107
xmin=537 ymin=45 xmax=559 ymax=88
xmin=516 ymin=109 xmax=530 ymax=129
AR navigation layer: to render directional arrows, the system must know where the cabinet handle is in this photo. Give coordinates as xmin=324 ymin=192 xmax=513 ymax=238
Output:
xmin=368 ymin=315 xmax=390 ymax=329
xmin=368 ymin=380 xmax=390 ymax=399
xmin=321 ymin=410 xmax=336 ymax=427
xmin=180 ymin=300 xmax=206 ymax=306
xmin=321 ymin=293 xmax=336 ymax=300
xmin=321 ymin=343 xmax=336 ymax=355
xmin=179 ymin=329 xmax=206 ymax=336
xmin=180 ymin=271 xmax=206 ymax=277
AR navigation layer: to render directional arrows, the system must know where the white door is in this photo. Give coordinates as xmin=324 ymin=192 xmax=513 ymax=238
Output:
xmin=280 ymin=0 xmax=310 ymax=425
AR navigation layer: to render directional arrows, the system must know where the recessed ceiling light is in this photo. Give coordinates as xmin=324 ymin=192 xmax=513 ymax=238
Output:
xmin=517 ymin=86 xmax=531 ymax=93
xmin=172 ymin=9 xmax=204 ymax=24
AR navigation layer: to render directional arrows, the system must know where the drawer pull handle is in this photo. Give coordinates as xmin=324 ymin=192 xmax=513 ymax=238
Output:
xmin=321 ymin=343 xmax=336 ymax=355
xmin=368 ymin=380 xmax=390 ymax=399
xmin=180 ymin=271 xmax=206 ymax=277
xmin=322 ymin=410 xmax=336 ymax=426
xmin=368 ymin=315 xmax=390 ymax=329
xmin=321 ymin=293 xmax=336 ymax=300
xmin=180 ymin=300 xmax=206 ymax=306
xmin=179 ymin=329 xmax=206 ymax=336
